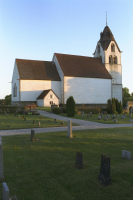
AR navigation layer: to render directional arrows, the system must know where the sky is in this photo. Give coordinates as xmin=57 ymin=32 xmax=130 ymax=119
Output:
xmin=0 ymin=0 xmax=133 ymax=99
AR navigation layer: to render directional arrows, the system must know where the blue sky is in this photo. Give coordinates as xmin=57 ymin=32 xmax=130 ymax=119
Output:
xmin=0 ymin=0 xmax=133 ymax=99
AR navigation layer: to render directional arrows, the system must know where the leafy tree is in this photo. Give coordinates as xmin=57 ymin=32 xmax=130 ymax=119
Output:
xmin=5 ymin=94 xmax=11 ymax=105
xmin=131 ymin=92 xmax=133 ymax=97
xmin=66 ymin=96 xmax=76 ymax=117
xmin=122 ymin=87 xmax=130 ymax=100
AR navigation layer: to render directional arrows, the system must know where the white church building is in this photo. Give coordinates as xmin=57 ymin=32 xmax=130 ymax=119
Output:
xmin=11 ymin=25 xmax=122 ymax=107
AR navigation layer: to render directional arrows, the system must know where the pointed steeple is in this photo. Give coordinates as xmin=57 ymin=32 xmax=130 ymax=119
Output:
xmin=99 ymin=26 xmax=121 ymax=52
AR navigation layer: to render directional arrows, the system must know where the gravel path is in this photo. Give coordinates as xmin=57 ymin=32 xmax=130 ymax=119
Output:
xmin=0 ymin=110 xmax=133 ymax=136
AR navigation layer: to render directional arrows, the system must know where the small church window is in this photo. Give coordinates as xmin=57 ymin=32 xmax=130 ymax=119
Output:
xmin=50 ymin=101 xmax=53 ymax=105
xmin=98 ymin=45 xmax=100 ymax=53
xmin=113 ymin=56 xmax=117 ymax=64
xmin=111 ymin=44 xmax=115 ymax=52
xmin=13 ymin=83 xmax=17 ymax=97
xmin=109 ymin=55 xmax=113 ymax=64
xmin=50 ymin=94 xmax=53 ymax=98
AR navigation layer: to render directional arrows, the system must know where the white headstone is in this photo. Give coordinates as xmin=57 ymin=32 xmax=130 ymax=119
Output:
xmin=67 ymin=120 xmax=73 ymax=138
xmin=3 ymin=182 xmax=9 ymax=200
xmin=122 ymin=150 xmax=131 ymax=160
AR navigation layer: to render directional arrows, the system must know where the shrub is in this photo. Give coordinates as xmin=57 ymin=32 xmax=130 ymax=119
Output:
xmin=112 ymin=99 xmax=116 ymax=114
xmin=0 ymin=105 xmax=24 ymax=113
xmin=106 ymin=99 xmax=112 ymax=114
xmin=63 ymin=107 xmax=66 ymax=113
xmin=66 ymin=96 xmax=76 ymax=117
xmin=118 ymin=101 xmax=123 ymax=114
xmin=52 ymin=107 xmax=61 ymax=114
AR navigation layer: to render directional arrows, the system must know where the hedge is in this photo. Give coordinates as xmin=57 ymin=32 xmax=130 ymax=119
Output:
xmin=76 ymin=107 xmax=102 ymax=114
xmin=0 ymin=106 xmax=24 ymax=113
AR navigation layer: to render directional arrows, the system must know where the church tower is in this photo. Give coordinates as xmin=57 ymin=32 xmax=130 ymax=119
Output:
xmin=93 ymin=25 xmax=122 ymax=102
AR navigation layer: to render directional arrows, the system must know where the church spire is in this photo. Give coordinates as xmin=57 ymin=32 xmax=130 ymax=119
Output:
xmin=106 ymin=12 xmax=107 ymax=26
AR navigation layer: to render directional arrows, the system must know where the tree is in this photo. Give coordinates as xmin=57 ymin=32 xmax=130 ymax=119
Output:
xmin=131 ymin=92 xmax=133 ymax=97
xmin=119 ymin=101 xmax=123 ymax=114
xmin=66 ymin=96 xmax=76 ymax=117
xmin=5 ymin=94 xmax=11 ymax=105
xmin=115 ymin=98 xmax=119 ymax=112
xmin=122 ymin=87 xmax=130 ymax=100
xmin=106 ymin=99 xmax=112 ymax=113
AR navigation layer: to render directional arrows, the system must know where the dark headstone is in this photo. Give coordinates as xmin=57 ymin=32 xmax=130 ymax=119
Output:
xmin=31 ymin=130 xmax=34 ymax=142
xmin=87 ymin=115 xmax=89 ymax=119
xmin=75 ymin=152 xmax=83 ymax=169
xmin=90 ymin=112 xmax=92 ymax=116
xmin=99 ymin=155 xmax=111 ymax=186
xmin=54 ymin=118 xmax=57 ymax=123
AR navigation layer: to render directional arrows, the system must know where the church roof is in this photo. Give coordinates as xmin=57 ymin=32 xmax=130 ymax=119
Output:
xmin=37 ymin=89 xmax=59 ymax=99
xmin=55 ymin=53 xmax=112 ymax=79
xmin=16 ymin=59 xmax=61 ymax=81
xmin=99 ymin=26 xmax=121 ymax=52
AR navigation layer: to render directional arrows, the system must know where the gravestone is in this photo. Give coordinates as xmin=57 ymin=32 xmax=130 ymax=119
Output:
xmin=28 ymin=120 xmax=30 ymax=123
xmin=104 ymin=118 xmax=108 ymax=121
xmin=67 ymin=120 xmax=73 ymax=138
xmin=87 ymin=115 xmax=89 ymax=119
xmin=81 ymin=112 xmax=84 ymax=118
xmin=129 ymin=114 xmax=132 ymax=117
xmin=106 ymin=115 xmax=110 ymax=119
xmin=118 ymin=115 xmax=119 ymax=117
xmin=101 ymin=113 xmax=103 ymax=118
xmin=122 ymin=150 xmax=131 ymax=160
xmin=130 ymin=119 xmax=133 ymax=122
xmin=113 ymin=119 xmax=117 ymax=123
xmin=99 ymin=155 xmax=111 ymax=186
xmin=31 ymin=130 xmax=34 ymax=142
xmin=0 ymin=137 xmax=4 ymax=183
xmin=121 ymin=115 xmax=125 ymax=119
xmin=75 ymin=152 xmax=83 ymax=169
xmin=98 ymin=116 xmax=101 ymax=120
xmin=54 ymin=119 xmax=57 ymax=123
xmin=38 ymin=122 xmax=40 ymax=126
xmin=90 ymin=112 xmax=92 ymax=116
xmin=3 ymin=182 xmax=9 ymax=200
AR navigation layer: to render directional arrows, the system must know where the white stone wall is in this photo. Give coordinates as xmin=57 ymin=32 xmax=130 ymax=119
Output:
xmin=37 ymin=99 xmax=44 ymax=107
xmin=53 ymin=54 xmax=64 ymax=104
xmin=112 ymin=84 xmax=122 ymax=102
xmin=11 ymin=61 xmax=20 ymax=102
xmin=64 ymin=77 xmax=112 ymax=104
xmin=20 ymin=80 xmax=51 ymax=101
xmin=51 ymin=81 xmax=61 ymax=103
xmin=20 ymin=80 xmax=61 ymax=103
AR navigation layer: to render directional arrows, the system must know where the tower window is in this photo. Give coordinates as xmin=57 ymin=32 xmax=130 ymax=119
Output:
xmin=113 ymin=56 xmax=117 ymax=64
xmin=98 ymin=45 xmax=100 ymax=53
xmin=111 ymin=44 xmax=115 ymax=52
xmin=109 ymin=55 xmax=113 ymax=64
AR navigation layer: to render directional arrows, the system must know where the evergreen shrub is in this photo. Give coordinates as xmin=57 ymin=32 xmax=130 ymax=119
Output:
xmin=66 ymin=96 xmax=76 ymax=117
xmin=76 ymin=107 xmax=102 ymax=114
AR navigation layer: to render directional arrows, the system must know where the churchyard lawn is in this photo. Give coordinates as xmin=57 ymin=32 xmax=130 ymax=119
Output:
xmin=0 ymin=114 xmax=77 ymax=130
xmin=0 ymin=127 xmax=133 ymax=199
xmin=59 ymin=113 xmax=133 ymax=124
xmin=36 ymin=107 xmax=51 ymax=112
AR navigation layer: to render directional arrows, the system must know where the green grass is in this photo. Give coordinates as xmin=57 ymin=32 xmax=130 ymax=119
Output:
xmin=0 ymin=127 xmax=133 ymax=199
xmin=36 ymin=107 xmax=51 ymax=112
xmin=0 ymin=114 xmax=77 ymax=130
xmin=58 ymin=113 xmax=133 ymax=124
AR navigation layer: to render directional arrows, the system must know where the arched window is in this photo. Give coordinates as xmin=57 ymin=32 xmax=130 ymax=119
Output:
xmin=113 ymin=56 xmax=117 ymax=64
xmin=13 ymin=83 xmax=17 ymax=97
xmin=111 ymin=44 xmax=115 ymax=52
xmin=109 ymin=55 xmax=113 ymax=64
xmin=98 ymin=45 xmax=100 ymax=53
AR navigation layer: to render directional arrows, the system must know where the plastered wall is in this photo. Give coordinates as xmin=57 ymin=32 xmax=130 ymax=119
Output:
xmin=64 ymin=77 xmax=112 ymax=104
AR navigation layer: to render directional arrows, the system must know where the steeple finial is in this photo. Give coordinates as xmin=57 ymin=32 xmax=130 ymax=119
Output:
xmin=106 ymin=12 xmax=107 ymax=26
